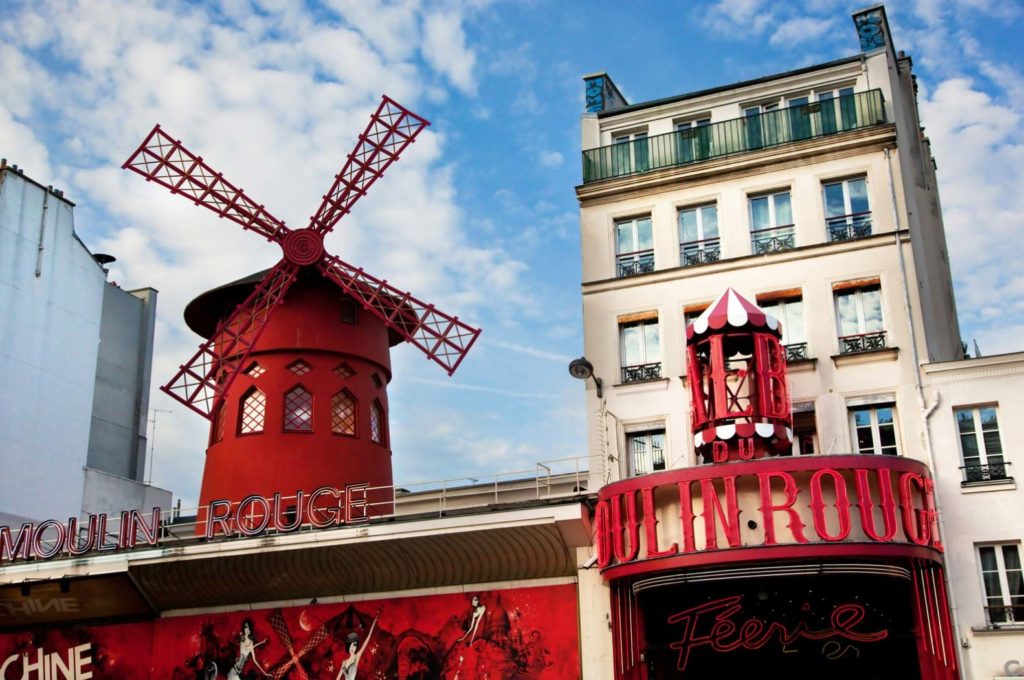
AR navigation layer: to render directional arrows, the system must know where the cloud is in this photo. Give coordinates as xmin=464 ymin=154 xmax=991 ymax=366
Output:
xmin=702 ymin=0 xmax=774 ymax=37
xmin=538 ymin=150 xmax=564 ymax=167
xmin=481 ymin=339 xmax=574 ymax=364
xmin=769 ymin=17 xmax=837 ymax=46
xmin=422 ymin=10 xmax=478 ymax=95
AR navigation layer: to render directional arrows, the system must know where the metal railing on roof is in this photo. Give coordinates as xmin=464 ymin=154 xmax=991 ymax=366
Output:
xmin=582 ymin=89 xmax=886 ymax=183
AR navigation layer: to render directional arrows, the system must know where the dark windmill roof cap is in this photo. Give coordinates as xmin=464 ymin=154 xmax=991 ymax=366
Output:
xmin=184 ymin=269 xmax=409 ymax=346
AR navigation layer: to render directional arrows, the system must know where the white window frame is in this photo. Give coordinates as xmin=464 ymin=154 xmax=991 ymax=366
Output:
xmin=612 ymin=130 xmax=649 ymax=174
xmin=758 ymin=296 xmax=806 ymax=347
xmin=614 ymin=215 xmax=654 ymax=277
xmin=749 ymin=190 xmax=793 ymax=230
xmin=848 ymin=404 xmax=899 ymax=455
xmin=956 ymin=405 xmax=1007 ymax=483
xmin=626 ymin=428 xmax=666 ymax=476
xmin=977 ymin=543 xmax=1024 ymax=626
xmin=619 ymin=318 xmax=661 ymax=383
xmin=834 ymin=284 xmax=885 ymax=346
xmin=678 ymin=204 xmax=719 ymax=266
xmin=823 ymin=176 xmax=871 ymax=239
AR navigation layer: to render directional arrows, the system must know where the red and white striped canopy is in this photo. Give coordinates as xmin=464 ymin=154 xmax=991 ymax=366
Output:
xmin=686 ymin=288 xmax=781 ymax=341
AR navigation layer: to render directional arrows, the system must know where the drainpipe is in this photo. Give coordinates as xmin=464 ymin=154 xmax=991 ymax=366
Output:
xmin=35 ymin=189 xmax=50 ymax=277
xmin=885 ymin=147 xmax=966 ymax=677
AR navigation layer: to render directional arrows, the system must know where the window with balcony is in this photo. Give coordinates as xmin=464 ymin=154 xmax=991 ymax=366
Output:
xmin=612 ymin=131 xmax=649 ymax=175
xmin=824 ymin=176 xmax=871 ymax=241
xmin=956 ymin=406 xmax=1009 ymax=484
xmin=628 ymin=429 xmax=665 ymax=476
xmin=678 ymin=204 xmax=719 ymax=267
xmin=749 ymin=190 xmax=794 ymax=254
xmin=615 ymin=216 xmax=654 ymax=277
xmin=834 ymin=282 xmax=885 ymax=353
xmin=759 ymin=294 xmax=808 ymax=361
xmin=675 ymin=118 xmax=712 ymax=163
xmin=818 ymin=87 xmax=857 ymax=134
xmin=979 ymin=544 xmax=1024 ymax=625
xmin=619 ymin=315 xmax=661 ymax=383
xmin=849 ymin=405 xmax=898 ymax=455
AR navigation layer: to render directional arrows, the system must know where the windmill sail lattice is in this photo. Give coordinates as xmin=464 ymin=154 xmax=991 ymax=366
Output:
xmin=123 ymin=96 xmax=481 ymax=419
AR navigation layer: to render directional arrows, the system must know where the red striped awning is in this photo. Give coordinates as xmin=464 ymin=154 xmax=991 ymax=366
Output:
xmin=686 ymin=288 xmax=781 ymax=341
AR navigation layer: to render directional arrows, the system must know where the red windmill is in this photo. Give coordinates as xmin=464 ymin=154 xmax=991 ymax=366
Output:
xmin=124 ymin=96 xmax=480 ymax=529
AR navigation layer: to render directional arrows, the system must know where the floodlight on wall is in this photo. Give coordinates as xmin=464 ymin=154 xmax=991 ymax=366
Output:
xmin=19 ymin=582 xmax=30 ymax=597
xmin=568 ymin=356 xmax=603 ymax=398
xmin=60 ymin=576 xmax=71 ymax=594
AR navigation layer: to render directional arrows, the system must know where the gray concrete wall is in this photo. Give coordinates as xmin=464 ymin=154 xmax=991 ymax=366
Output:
xmin=81 ymin=466 xmax=172 ymax=518
xmin=87 ymin=285 xmax=157 ymax=481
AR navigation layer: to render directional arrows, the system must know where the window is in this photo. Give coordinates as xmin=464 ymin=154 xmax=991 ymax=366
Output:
xmin=287 ymin=359 xmax=311 ymax=376
xmin=759 ymin=295 xmax=807 ymax=360
xmin=619 ymin=317 xmax=661 ymax=383
xmin=675 ymin=118 xmax=712 ymax=163
xmin=331 ymin=390 xmax=357 ymax=436
xmin=339 ymin=298 xmax=359 ymax=324
xmin=333 ymin=362 xmax=355 ymax=379
xmin=615 ymin=216 xmax=654 ymax=277
xmin=628 ymin=429 xmax=665 ymax=476
xmin=283 ymin=386 xmax=313 ymax=432
xmin=744 ymin=102 xmax=780 ymax=149
xmin=370 ymin=399 xmax=386 ymax=445
xmin=849 ymin=405 xmax=898 ymax=455
xmin=243 ymin=361 xmax=265 ymax=378
xmin=956 ymin=406 xmax=1008 ymax=483
xmin=679 ymin=204 xmax=720 ymax=266
xmin=979 ymin=544 xmax=1024 ymax=625
xmin=834 ymin=283 xmax=885 ymax=353
xmin=787 ymin=96 xmax=811 ymax=141
xmin=749 ymin=190 xmax=794 ymax=254
xmin=211 ymin=402 xmax=226 ymax=444
xmin=612 ymin=131 xmax=649 ymax=175
xmin=824 ymin=177 xmax=871 ymax=241
xmin=818 ymin=87 xmax=857 ymax=134
xmin=793 ymin=407 xmax=818 ymax=455
xmin=239 ymin=387 xmax=266 ymax=435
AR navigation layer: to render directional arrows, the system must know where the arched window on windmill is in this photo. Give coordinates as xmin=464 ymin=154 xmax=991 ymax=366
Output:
xmin=283 ymin=385 xmax=314 ymax=432
xmin=239 ymin=387 xmax=266 ymax=435
xmin=332 ymin=389 xmax=357 ymax=437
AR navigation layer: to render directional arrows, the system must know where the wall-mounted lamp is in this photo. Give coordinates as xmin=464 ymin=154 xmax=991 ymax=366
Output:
xmin=59 ymin=576 xmax=71 ymax=594
xmin=20 ymin=582 xmax=31 ymax=597
xmin=568 ymin=356 xmax=603 ymax=398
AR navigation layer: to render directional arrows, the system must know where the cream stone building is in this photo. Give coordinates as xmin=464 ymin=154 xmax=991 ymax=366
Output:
xmin=574 ymin=5 xmax=1023 ymax=679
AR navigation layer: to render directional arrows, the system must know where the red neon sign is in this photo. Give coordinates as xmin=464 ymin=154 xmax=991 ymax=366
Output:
xmin=667 ymin=595 xmax=888 ymax=671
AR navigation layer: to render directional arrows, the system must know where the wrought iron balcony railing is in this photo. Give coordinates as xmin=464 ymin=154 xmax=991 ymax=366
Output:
xmin=632 ymin=448 xmax=666 ymax=476
xmin=582 ymin=89 xmax=887 ymax=183
xmin=827 ymin=212 xmax=873 ymax=241
xmin=680 ymin=238 xmax=721 ymax=267
xmin=751 ymin=225 xmax=796 ymax=254
xmin=784 ymin=342 xmax=809 ymax=361
xmin=986 ymin=603 xmax=1024 ymax=626
xmin=961 ymin=461 xmax=1011 ymax=484
xmin=839 ymin=330 xmax=887 ymax=354
xmin=622 ymin=362 xmax=662 ymax=384
xmin=616 ymin=250 xmax=655 ymax=278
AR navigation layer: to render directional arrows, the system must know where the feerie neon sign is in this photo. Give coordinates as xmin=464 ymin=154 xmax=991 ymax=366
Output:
xmin=594 ymin=456 xmax=942 ymax=571
xmin=0 ymin=482 xmax=369 ymax=564
xmin=668 ymin=595 xmax=888 ymax=671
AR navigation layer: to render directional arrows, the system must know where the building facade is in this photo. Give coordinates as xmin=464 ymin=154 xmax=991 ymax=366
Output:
xmin=0 ymin=161 xmax=169 ymax=526
xmin=575 ymin=6 xmax=1022 ymax=680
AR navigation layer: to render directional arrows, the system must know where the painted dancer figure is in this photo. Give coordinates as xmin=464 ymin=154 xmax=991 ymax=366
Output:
xmin=337 ymin=611 xmax=380 ymax=680
xmin=228 ymin=619 xmax=269 ymax=679
xmin=457 ymin=596 xmax=487 ymax=644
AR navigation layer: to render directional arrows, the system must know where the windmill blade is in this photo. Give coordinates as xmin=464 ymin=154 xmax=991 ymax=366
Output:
xmin=318 ymin=255 xmax=480 ymax=375
xmin=161 ymin=262 xmax=300 ymax=418
xmin=309 ymin=96 xmax=429 ymax=236
xmin=124 ymin=125 xmax=291 ymax=244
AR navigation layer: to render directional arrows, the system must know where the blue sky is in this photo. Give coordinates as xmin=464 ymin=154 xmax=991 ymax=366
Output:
xmin=3 ymin=0 xmax=1022 ymax=507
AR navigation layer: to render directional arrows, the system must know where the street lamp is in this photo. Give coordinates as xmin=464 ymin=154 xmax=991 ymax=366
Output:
xmin=568 ymin=356 xmax=603 ymax=398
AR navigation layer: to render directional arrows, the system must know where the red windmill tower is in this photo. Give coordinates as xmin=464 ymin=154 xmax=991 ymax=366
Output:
xmin=685 ymin=288 xmax=792 ymax=463
xmin=123 ymin=97 xmax=480 ymax=530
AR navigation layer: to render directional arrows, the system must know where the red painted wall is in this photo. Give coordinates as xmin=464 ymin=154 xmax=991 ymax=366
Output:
xmin=0 ymin=583 xmax=579 ymax=679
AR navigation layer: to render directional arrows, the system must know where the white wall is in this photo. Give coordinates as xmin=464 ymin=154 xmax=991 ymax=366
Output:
xmin=0 ymin=169 xmax=105 ymax=522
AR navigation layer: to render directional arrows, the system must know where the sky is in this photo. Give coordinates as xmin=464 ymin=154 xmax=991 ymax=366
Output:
xmin=2 ymin=0 xmax=1022 ymax=508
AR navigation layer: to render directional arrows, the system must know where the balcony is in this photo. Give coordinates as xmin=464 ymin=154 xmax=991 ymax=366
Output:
xmin=986 ymin=603 xmax=1024 ymax=626
xmin=621 ymin=362 xmax=662 ymax=384
xmin=961 ymin=461 xmax=1012 ymax=485
xmin=839 ymin=330 xmax=887 ymax=354
xmin=784 ymin=342 xmax=809 ymax=362
xmin=582 ymin=89 xmax=887 ymax=183
xmin=681 ymin=238 xmax=721 ymax=267
xmin=616 ymin=250 xmax=654 ymax=278
xmin=828 ymin=212 xmax=873 ymax=241
xmin=751 ymin=225 xmax=795 ymax=254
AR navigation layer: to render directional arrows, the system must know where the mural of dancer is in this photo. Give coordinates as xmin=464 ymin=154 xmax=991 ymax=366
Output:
xmin=337 ymin=609 xmax=379 ymax=680
xmin=228 ymin=619 xmax=269 ymax=679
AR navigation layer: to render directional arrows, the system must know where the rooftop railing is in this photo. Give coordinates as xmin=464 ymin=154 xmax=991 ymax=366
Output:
xmin=582 ymin=89 xmax=886 ymax=183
